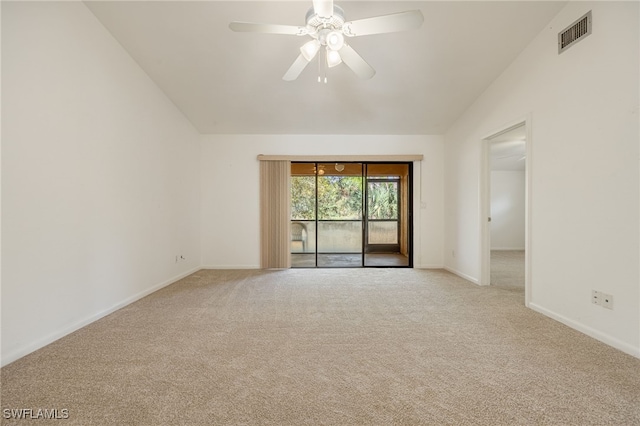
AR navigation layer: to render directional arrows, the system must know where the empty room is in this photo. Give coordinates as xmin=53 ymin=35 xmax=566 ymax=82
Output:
xmin=2 ymin=1 xmax=639 ymax=424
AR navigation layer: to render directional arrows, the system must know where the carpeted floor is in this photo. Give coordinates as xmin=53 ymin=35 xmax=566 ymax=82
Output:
xmin=2 ymin=268 xmax=639 ymax=425
xmin=491 ymin=250 xmax=525 ymax=288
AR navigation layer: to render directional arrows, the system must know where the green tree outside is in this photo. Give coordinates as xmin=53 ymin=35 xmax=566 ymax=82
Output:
xmin=291 ymin=176 xmax=398 ymax=220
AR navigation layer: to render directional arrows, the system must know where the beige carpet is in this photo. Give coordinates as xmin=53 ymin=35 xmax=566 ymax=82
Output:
xmin=2 ymin=269 xmax=639 ymax=425
xmin=491 ymin=250 xmax=525 ymax=289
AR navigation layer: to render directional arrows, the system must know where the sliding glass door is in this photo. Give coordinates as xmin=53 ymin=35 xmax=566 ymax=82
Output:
xmin=316 ymin=163 xmax=363 ymax=267
xmin=290 ymin=163 xmax=316 ymax=267
xmin=291 ymin=162 xmax=412 ymax=268
xmin=364 ymin=163 xmax=410 ymax=267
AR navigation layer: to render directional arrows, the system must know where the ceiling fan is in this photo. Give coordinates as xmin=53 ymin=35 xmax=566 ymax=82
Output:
xmin=229 ymin=0 xmax=424 ymax=82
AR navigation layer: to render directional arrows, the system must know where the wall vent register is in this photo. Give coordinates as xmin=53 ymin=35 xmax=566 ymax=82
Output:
xmin=558 ymin=10 xmax=592 ymax=54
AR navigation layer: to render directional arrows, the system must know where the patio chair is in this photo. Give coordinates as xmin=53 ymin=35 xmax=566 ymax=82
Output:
xmin=291 ymin=222 xmax=307 ymax=252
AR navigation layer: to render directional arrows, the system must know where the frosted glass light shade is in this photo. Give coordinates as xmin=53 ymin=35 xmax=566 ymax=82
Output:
xmin=326 ymin=49 xmax=342 ymax=68
xmin=326 ymin=31 xmax=344 ymax=51
xmin=300 ymin=40 xmax=321 ymax=61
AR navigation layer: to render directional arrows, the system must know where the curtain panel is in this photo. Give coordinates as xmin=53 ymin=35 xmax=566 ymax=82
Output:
xmin=259 ymin=160 xmax=291 ymax=269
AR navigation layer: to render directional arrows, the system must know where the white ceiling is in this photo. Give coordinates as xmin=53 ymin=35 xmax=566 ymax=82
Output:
xmin=85 ymin=1 xmax=567 ymax=135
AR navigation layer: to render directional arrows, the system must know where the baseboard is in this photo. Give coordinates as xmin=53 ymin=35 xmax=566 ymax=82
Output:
xmin=1 ymin=267 xmax=201 ymax=367
xmin=414 ymin=264 xmax=444 ymax=269
xmin=529 ymin=302 xmax=640 ymax=359
xmin=443 ymin=266 xmax=480 ymax=285
xmin=200 ymin=265 xmax=260 ymax=270
xmin=491 ymin=247 xmax=525 ymax=251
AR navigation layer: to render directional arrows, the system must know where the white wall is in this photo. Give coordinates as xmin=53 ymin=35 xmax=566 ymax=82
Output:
xmin=200 ymin=135 xmax=444 ymax=269
xmin=490 ymin=171 xmax=525 ymax=250
xmin=1 ymin=2 xmax=201 ymax=366
xmin=444 ymin=2 xmax=639 ymax=356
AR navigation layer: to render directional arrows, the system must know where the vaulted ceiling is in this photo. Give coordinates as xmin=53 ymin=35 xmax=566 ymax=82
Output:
xmin=86 ymin=1 xmax=567 ymax=135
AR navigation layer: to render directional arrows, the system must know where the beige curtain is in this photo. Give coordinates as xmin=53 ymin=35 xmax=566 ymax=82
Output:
xmin=260 ymin=160 xmax=291 ymax=269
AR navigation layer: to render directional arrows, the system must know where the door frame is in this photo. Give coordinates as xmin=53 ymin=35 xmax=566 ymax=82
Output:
xmin=480 ymin=116 xmax=532 ymax=306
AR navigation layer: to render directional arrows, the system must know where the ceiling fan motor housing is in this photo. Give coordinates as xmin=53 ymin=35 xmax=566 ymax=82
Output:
xmin=305 ymin=5 xmax=345 ymax=39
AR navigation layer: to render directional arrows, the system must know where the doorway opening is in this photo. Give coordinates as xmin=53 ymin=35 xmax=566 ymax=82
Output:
xmin=290 ymin=162 xmax=413 ymax=268
xmin=481 ymin=121 xmax=531 ymax=305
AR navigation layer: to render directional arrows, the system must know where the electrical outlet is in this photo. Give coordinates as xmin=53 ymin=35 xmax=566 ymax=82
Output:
xmin=592 ymin=290 xmax=613 ymax=310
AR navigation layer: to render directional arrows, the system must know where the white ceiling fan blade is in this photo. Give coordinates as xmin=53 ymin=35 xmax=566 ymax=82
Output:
xmin=313 ymin=0 xmax=334 ymax=18
xmin=283 ymin=54 xmax=311 ymax=81
xmin=339 ymin=44 xmax=375 ymax=80
xmin=229 ymin=22 xmax=307 ymax=36
xmin=343 ymin=10 xmax=424 ymax=37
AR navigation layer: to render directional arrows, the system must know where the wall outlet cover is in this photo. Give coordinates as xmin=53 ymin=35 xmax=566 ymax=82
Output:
xmin=592 ymin=290 xmax=613 ymax=310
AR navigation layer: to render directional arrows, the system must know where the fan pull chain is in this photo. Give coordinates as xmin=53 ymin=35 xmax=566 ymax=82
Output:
xmin=317 ymin=48 xmax=328 ymax=83
xmin=323 ymin=50 xmax=328 ymax=84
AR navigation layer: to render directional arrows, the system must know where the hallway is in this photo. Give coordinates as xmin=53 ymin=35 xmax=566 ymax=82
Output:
xmin=491 ymin=250 xmax=525 ymax=288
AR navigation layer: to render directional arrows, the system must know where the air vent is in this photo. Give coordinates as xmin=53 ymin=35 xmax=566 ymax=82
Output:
xmin=558 ymin=11 xmax=592 ymax=54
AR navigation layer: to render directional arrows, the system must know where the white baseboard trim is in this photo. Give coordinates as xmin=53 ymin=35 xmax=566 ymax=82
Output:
xmin=443 ymin=266 xmax=480 ymax=285
xmin=1 ymin=267 xmax=201 ymax=368
xmin=200 ymin=265 xmax=260 ymax=270
xmin=529 ymin=302 xmax=640 ymax=359
xmin=492 ymin=247 xmax=525 ymax=251
xmin=414 ymin=264 xmax=444 ymax=269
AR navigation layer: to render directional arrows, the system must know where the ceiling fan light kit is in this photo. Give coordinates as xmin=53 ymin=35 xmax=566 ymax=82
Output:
xmin=229 ymin=0 xmax=423 ymax=82
xmin=326 ymin=31 xmax=344 ymax=51
xmin=300 ymin=39 xmax=321 ymax=61
xmin=326 ymin=49 xmax=342 ymax=68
